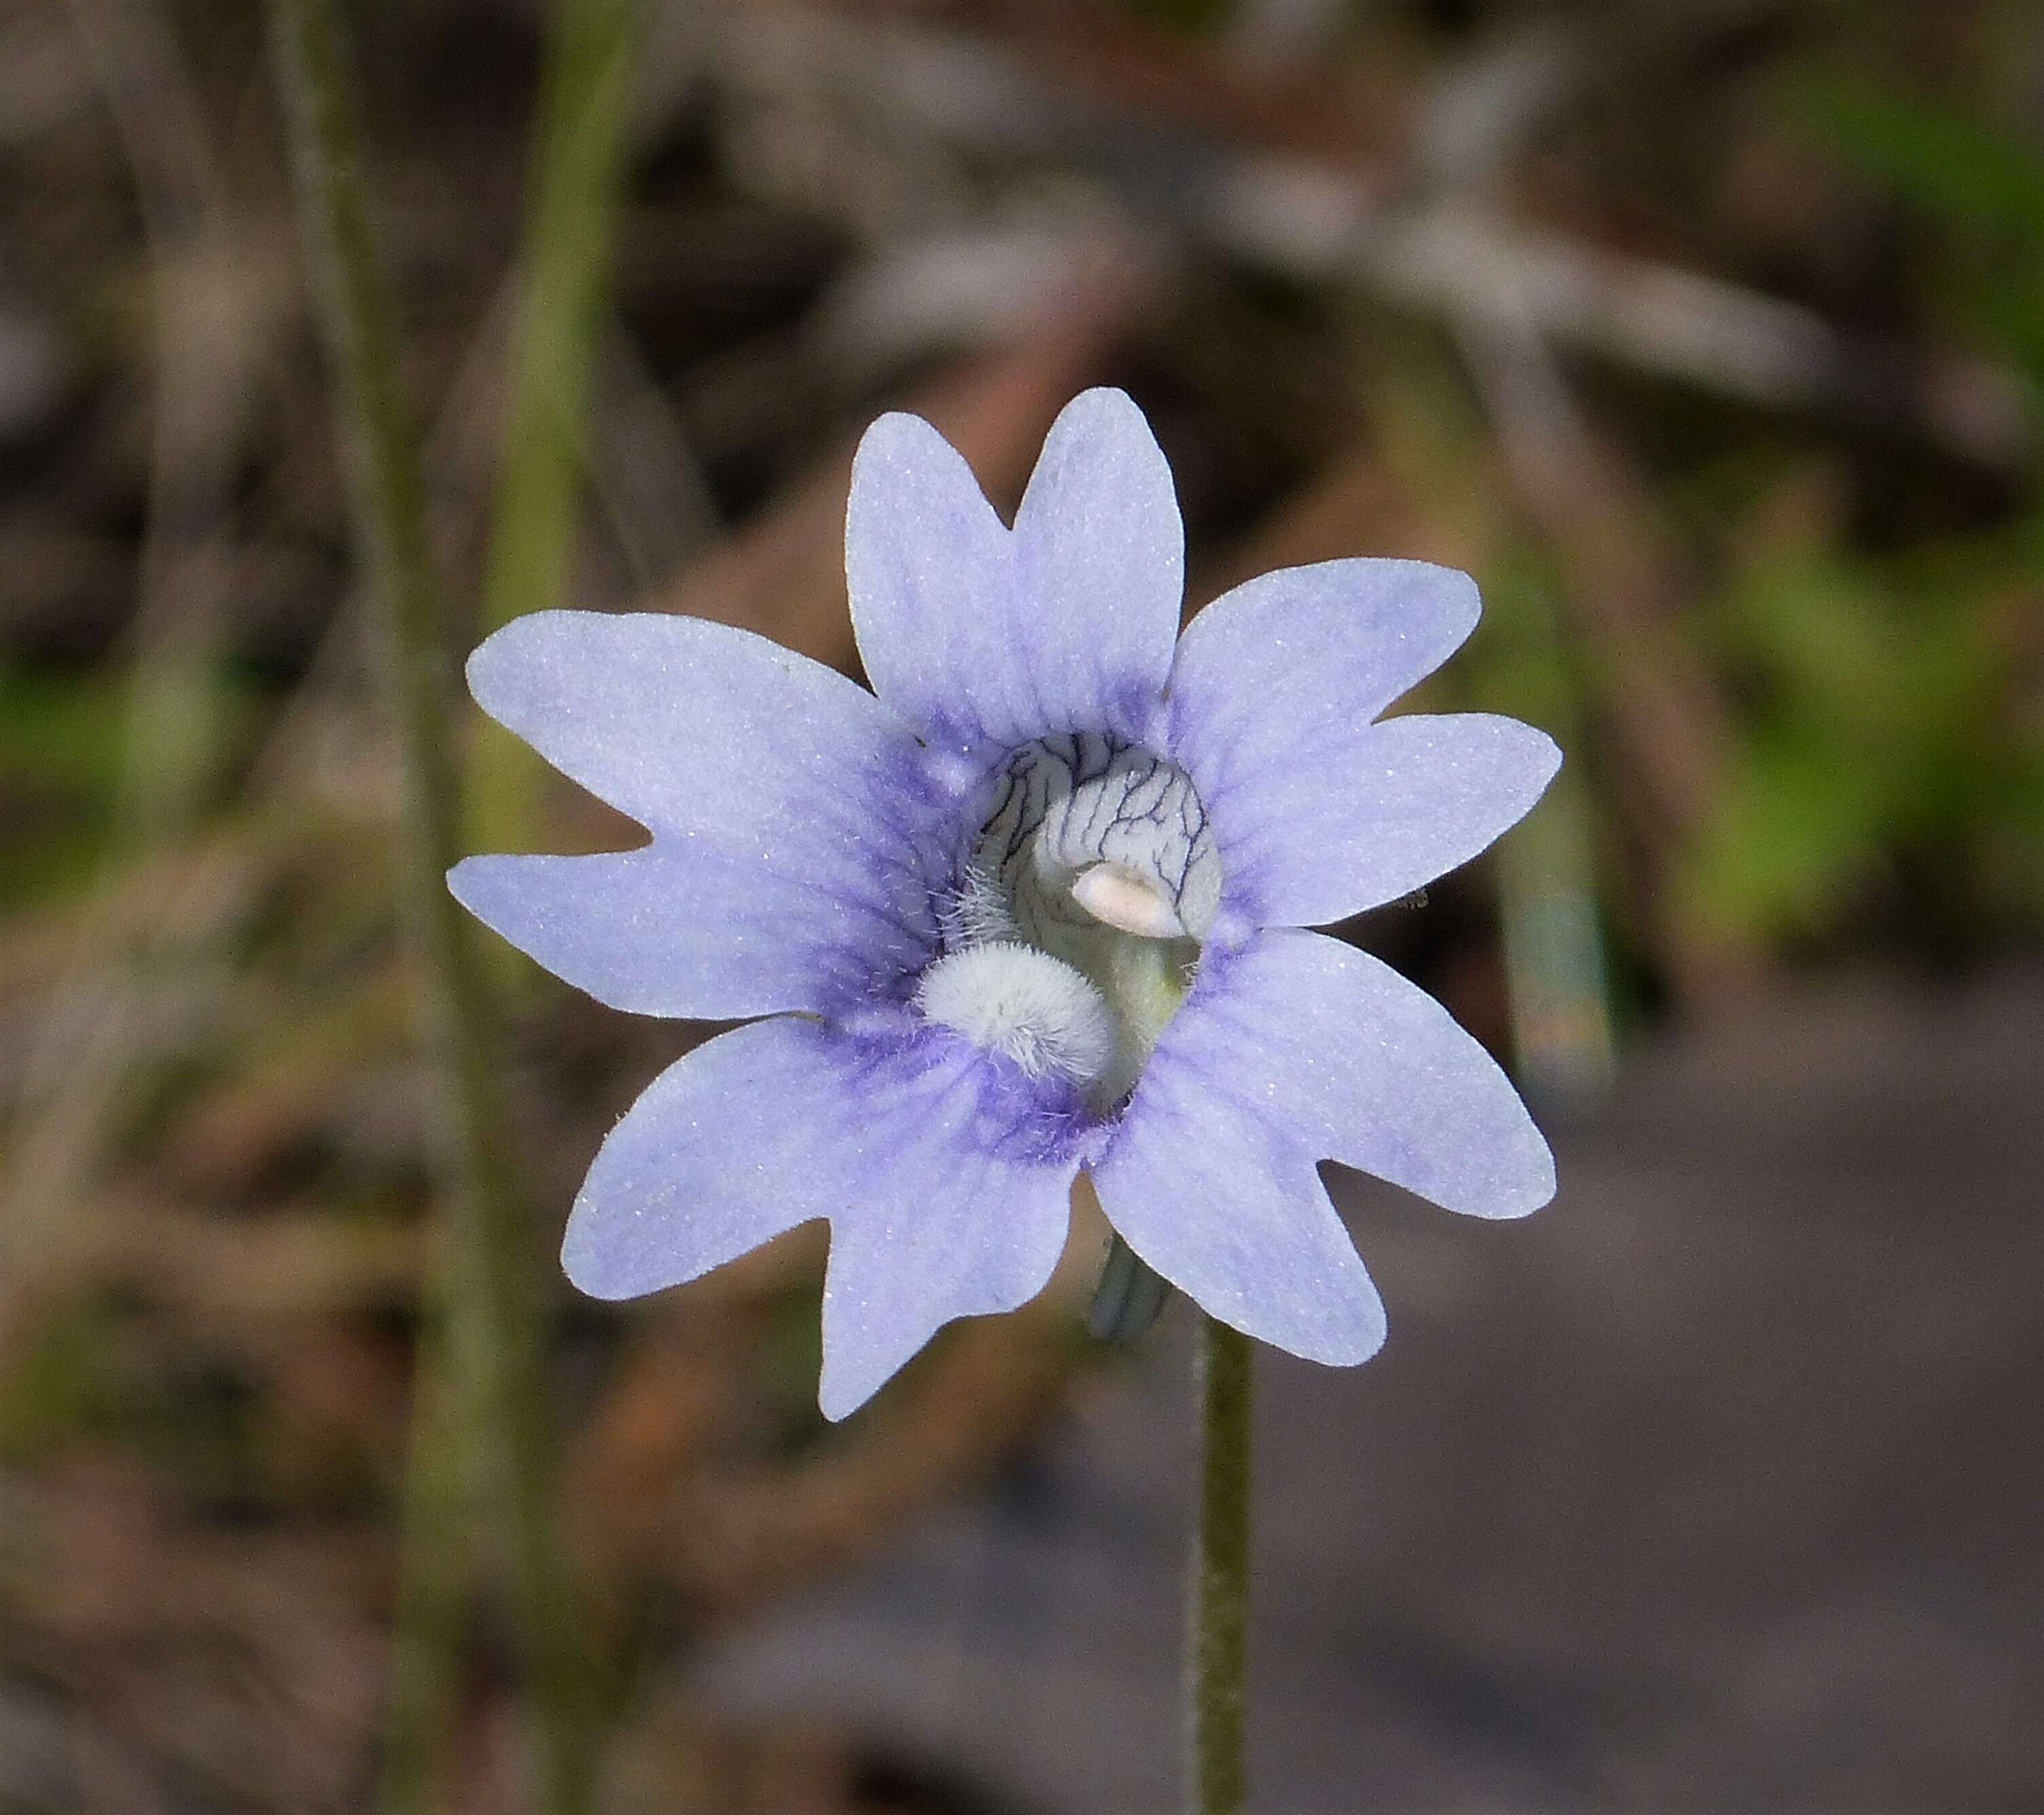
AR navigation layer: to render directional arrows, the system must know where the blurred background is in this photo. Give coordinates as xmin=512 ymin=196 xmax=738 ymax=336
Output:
xmin=2 ymin=0 xmax=2041 ymax=1808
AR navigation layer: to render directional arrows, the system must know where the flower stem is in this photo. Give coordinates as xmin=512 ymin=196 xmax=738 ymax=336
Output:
xmin=1188 ymin=1314 xmax=1252 ymax=1815
xmin=1086 ymin=1231 xmax=1171 ymax=1342
xmin=480 ymin=0 xmax=637 ymax=639
xmin=377 ymin=1352 xmax=466 ymax=1811
xmin=263 ymin=1 xmax=594 ymax=1807
xmin=471 ymin=0 xmax=641 ymax=855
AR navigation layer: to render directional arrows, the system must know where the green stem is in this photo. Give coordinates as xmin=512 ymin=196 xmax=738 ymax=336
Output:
xmin=472 ymin=0 xmax=640 ymax=855
xmin=480 ymin=0 xmax=637 ymax=637
xmin=263 ymin=3 xmax=594 ymax=1808
xmin=1086 ymin=1232 xmax=1171 ymax=1343
xmin=377 ymin=1354 xmax=467 ymax=1812
xmin=1188 ymin=1314 xmax=1252 ymax=1815
xmin=1498 ymin=771 xmax=1615 ymax=1101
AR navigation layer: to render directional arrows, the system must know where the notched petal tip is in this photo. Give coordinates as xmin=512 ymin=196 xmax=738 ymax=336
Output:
xmin=1300 ymin=1298 xmax=1390 ymax=1367
xmin=813 ymin=1240 xmax=1067 ymax=1423
xmin=850 ymin=386 xmax=1180 ymax=747
xmin=1043 ymin=384 xmax=1152 ymax=443
xmin=558 ymin=1208 xmax=640 ymax=1303
xmin=443 ymin=856 xmax=562 ymax=979
xmin=1445 ymin=710 xmax=1566 ymax=812
xmin=1389 ymin=556 xmax=1484 ymax=643
xmin=1522 ymin=720 xmax=1565 ymax=790
xmin=848 ymin=407 xmax=978 ymax=501
xmin=443 ymin=854 xmax=533 ymax=961
xmin=462 ymin=606 xmax=581 ymax=722
xmin=1298 ymin=554 xmax=1485 ymax=659
xmin=1457 ymin=1128 xmax=1558 ymax=1221
xmin=558 ymin=1183 xmax=663 ymax=1302
xmin=1022 ymin=386 xmax=1177 ymax=526
xmin=1460 ymin=713 xmax=1566 ymax=846
xmin=444 ymin=852 xmax=491 ymax=908
xmin=1177 ymin=1246 xmax=1388 ymax=1367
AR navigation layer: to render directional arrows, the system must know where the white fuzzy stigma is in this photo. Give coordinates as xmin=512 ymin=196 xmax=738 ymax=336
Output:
xmin=914 ymin=942 xmax=1116 ymax=1086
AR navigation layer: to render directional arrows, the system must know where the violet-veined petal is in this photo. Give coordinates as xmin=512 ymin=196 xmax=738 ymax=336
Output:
xmin=450 ymin=846 xmax=924 ymax=1020
xmin=1171 ymin=927 xmax=1554 ymax=1220
xmin=1205 ymin=710 xmax=1560 ymax=929
xmin=848 ymin=388 xmax=1180 ymax=751
xmin=466 ymin=607 xmax=925 ymax=842
xmin=563 ymin=1016 xmax=1081 ymax=1419
xmin=458 ymin=610 xmax=943 ymax=1018
xmin=1167 ymin=559 xmax=1557 ymax=924
xmin=1090 ymin=1053 xmax=1388 ymax=1366
xmin=1089 ymin=922 xmax=1552 ymax=1363
xmin=1170 ymin=559 xmax=1481 ymax=733
xmin=1009 ymin=388 xmax=1183 ymax=728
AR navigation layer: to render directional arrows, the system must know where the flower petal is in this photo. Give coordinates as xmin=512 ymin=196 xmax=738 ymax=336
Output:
xmin=450 ymin=847 xmax=921 ymax=1019
xmin=1224 ymin=714 xmax=1560 ymax=928
xmin=848 ymin=388 xmax=1181 ymax=751
xmin=456 ymin=610 xmax=944 ymax=1018
xmin=467 ymin=608 xmax=918 ymax=835
xmin=1090 ymin=926 xmax=1553 ymax=1361
xmin=1166 ymin=560 xmax=1560 ymax=925
xmin=1179 ymin=928 xmax=1554 ymax=1216
xmin=562 ymin=1017 xmax=1081 ymax=1420
xmin=1090 ymin=1065 xmax=1387 ymax=1367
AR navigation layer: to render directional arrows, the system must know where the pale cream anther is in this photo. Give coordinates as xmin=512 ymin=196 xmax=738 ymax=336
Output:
xmin=1070 ymin=862 xmax=1188 ymax=939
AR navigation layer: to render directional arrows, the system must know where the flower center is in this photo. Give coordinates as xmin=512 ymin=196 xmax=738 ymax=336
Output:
xmin=913 ymin=733 xmax=1220 ymax=1106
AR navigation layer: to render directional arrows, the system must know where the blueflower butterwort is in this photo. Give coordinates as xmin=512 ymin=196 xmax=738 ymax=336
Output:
xmin=450 ymin=389 xmax=1560 ymax=1418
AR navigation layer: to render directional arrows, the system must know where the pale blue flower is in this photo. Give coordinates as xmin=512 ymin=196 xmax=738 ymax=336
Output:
xmin=450 ymin=390 xmax=1558 ymax=1419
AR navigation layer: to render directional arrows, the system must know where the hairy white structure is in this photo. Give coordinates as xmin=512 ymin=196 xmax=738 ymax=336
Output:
xmin=936 ymin=863 xmax=1021 ymax=949
xmin=913 ymin=942 xmax=1116 ymax=1087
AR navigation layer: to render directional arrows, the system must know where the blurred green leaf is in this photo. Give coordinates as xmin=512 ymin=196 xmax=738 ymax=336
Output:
xmin=0 ymin=664 xmax=251 ymax=909
xmin=1789 ymin=71 xmax=2044 ymax=372
xmin=1692 ymin=729 xmax=1893 ymax=936
xmin=1791 ymin=73 xmax=2044 ymax=227
xmin=0 ymin=1300 xmax=125 ymax=1455
xmin=1691 ymin=532 xmax=2034 ymax=943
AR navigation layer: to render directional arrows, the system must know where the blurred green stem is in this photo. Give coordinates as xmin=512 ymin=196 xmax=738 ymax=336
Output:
xmin=473 ymin=0 xmax=641 ymax=852
xmin=1499 ymin=769 xmax=1615 ymax=1101
xmin=378 ymin=1355 xmax=467 ymax=1811
xmin=1188 ymin=1314 xmax=1252 ymax=1815
xmin=1476 ymin=567 xmax=1615 ymax=1103
xmin=263 ymin=1 xmax=594 ymax=1809
xmin=1086 ymin=1231 xmax=1171 ymax=1342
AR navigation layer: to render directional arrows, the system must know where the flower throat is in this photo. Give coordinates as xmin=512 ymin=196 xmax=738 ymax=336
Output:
xmin=914 ymin=733 xmax=1221 ymax=1107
